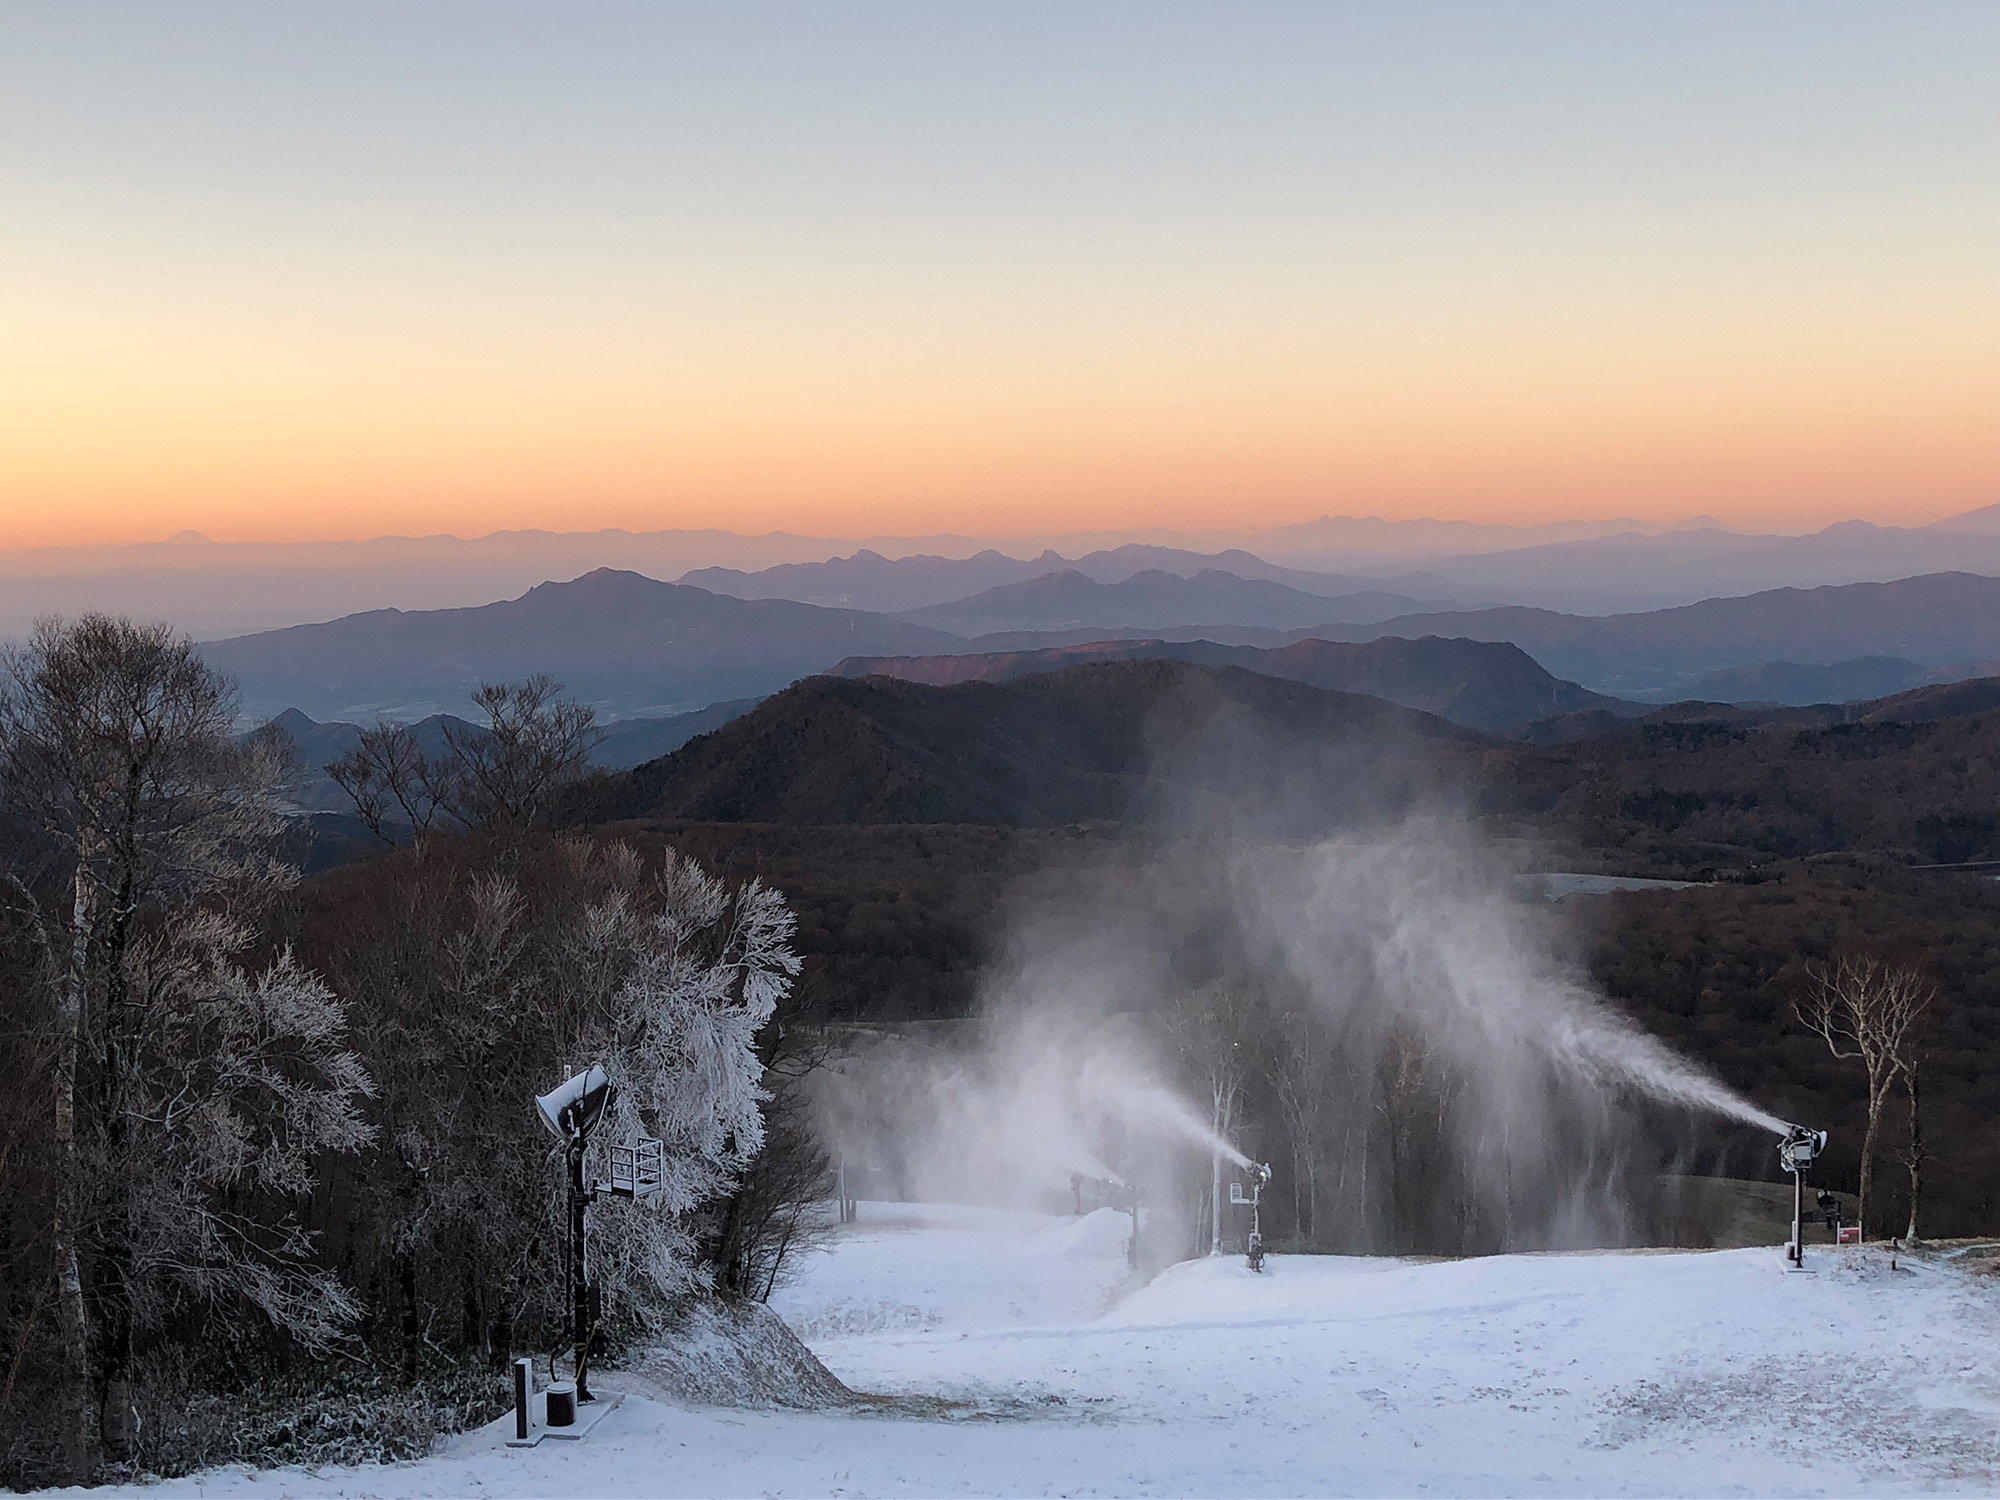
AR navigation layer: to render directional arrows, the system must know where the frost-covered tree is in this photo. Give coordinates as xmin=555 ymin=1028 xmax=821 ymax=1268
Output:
xmin=313 ymin=831 xmax=799 ymax=1378
xmin=582 ymin=851 xmax=800 ymax=1315
xmin=100 ymin=914 xmax=373 ymax=1351
xmin=0 ymin=615 xmax=371 ymax=1479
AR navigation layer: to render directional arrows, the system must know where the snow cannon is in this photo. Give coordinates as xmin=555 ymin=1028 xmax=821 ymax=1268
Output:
xmin=536 ymin=1064 xmax=615 ymax=1143
xmin=1777 ymin=1124 xmax=1825 ymax=1174
xmin=535 ymin=1064 xmax=615 ymax=1403
xmin=1777 ymin=1124 xmax=1829 ymax=1270
xmin=1235 ymin=1162 xmax=1273 ymax=1273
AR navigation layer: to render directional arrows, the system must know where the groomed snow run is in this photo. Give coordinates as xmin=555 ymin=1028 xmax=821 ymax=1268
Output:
xmin=99 ymin=1204 xmax=2000 ymax=1497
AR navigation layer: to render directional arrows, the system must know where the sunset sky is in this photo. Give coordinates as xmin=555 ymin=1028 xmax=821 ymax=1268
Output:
xmin=1 ymin=2 xmax=1995 ymax=549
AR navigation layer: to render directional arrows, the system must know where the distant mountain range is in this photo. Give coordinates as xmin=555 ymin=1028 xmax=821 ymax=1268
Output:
xmin=205 ymin=564 xmax=2000 ymax=725
xmin=13 ymin=501 xmax=2000 ymax=640
xmin=675 ymin=505 xmax=2000 ymax=619
xmin=831 ymin=635 xmax=1627 ymax=734
xmin=679 ymin=543 xmax=1436 ymax=614
xmin=1288 ymin=572 xmax=2000 ymax=696
xmin=1374 ymin=512 xmax=2000 ymax=614
xmin=891 ymin=569 xmax=1445 ymax=636
xmin=1683 ymin=657 xmax=2000 ymax=707
xmin=203 ymin=569 xmax=962 ymax=721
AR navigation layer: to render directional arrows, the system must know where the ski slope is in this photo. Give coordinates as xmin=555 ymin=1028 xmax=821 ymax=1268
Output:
xmin=101 ymin=1203 xmax=2000 ymax=1497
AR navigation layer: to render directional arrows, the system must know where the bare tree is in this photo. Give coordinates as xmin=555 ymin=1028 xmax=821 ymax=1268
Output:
xmin=445 ymin=677 xmax=600 ymax=840
xmin=702 ymin=984 xmax=838 ymax=1303
xmin=1164 ymin=983 xmax=1257 ymax=1257
xmin=327 ymin=723 xmax=452 ymax=848
xmin=1794 ymin=955 xmax=1934 ymax=1241
xmin=1271 ymin=1008 xmax=1335 ymax=1247
xmin=0 ymin=615 xmax=366 ymax=1478
xmin=327 ymin=677 xmax=599 ymax=849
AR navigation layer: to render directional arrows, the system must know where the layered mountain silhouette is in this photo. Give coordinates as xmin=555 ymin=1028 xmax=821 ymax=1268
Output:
xmin=680 ymin=544 xmax=1453 ymax=615
xmin=1391 ymin=516 xmax=2000 ymax=614
xmin=618 ymin=660 xmax=1483 ymax=828
xmin=18 ymin=502 xmax=2000 ymax=643
xmin=203 ymin=563 xmax=2000 ymax=731
xmin=1294 ymin=573 xmax=2000 ymax=696
xmin=203 ymin=569 xmax=961 ymax=721
xmin=891 ymin=568 xmax=1439 ymax=635
xmin=1682 ymin=657 xmax=2000 ymax=707
xmin=831 ymin=635 xmax=1629 ymax=733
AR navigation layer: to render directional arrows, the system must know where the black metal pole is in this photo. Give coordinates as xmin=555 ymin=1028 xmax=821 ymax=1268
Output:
xmin=513 ymin=1356 xmax=531 ymax=1440
xmin=1791 ymin=1166 xmax=1804 ymax=1268
xmin=568 ymin=1135 xmax=593 ymax=1401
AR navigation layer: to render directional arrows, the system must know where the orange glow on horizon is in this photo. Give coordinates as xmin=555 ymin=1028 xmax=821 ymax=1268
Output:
xmin=5 ymin=6 xmax=1996 ymax=552
xmin=6 ymin=231 xmax=1993 ymax=549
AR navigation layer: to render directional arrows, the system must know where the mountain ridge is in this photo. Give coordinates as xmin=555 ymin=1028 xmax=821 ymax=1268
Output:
xmin=201 ymin=568 xmax=962 ymax=721
xmin=891 ymin=567 xmax=1441 ymax=635
xmin=831 ymin=634 xmax=1630 ymax=733
xmin=1286 ymin=572 xmax=2000 ymax=695
xmin=618 ymin=660 xmax=1484 ymax=829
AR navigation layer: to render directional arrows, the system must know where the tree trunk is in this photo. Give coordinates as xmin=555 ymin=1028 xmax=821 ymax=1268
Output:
xmin=399 ymin=1252 xmax=420 ymax=1385
xmin=489 ymin=1281 xmax=516 ymax=1373
xmin=1903 ymin=1067 xmax=1924 ymax=1246
xmin=1858 ymin=1094 xmax=1884 ymax=1242
xmin=1209 ymin=1083 xmax=1224 ymax=1256
xmin=98 ymin=1245 xmax=136 ymax=1465
xmin=98 ymin=875 xmax=139 ymax=1468
xmin=1209 ymin=1148 xmax=1222 ymax=1256
xmin=53 ymin=864 xmax=100 ymax=1481
xmin=461 ymin=1250 xmax=484 ymax=1359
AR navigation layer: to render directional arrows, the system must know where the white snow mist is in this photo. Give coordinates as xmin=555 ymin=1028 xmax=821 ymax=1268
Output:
xmin=814 ymin=675 xmax=1780 ymax=1257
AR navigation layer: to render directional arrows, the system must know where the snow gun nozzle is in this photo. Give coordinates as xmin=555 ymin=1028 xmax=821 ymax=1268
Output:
xmin=1778 ymin=1123 xmax=1826 ymax=1173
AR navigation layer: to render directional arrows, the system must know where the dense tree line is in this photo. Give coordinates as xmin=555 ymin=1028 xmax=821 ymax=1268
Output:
xmin=1531 ymin=711 xmax=2000 ymax=871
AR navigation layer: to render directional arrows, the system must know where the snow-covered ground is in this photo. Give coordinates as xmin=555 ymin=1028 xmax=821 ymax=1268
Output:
xmin=102 ymin=1204 xmax=2000 ymax=1497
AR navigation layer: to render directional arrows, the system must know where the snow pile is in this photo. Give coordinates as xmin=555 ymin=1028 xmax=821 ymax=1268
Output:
xmin=1026 ymin=1205 xmax=1133 ymax=1263
xmin=618 ymin=1297 xmax=850 ymax=1410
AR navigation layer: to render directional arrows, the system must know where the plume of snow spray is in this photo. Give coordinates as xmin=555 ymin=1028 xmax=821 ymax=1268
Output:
xmin=1234 ymin=834 xmax=1790 ymax=1146
xmin=1079 ymin=1054 xmax=1254 ymax=1168
xmin=812 ymin=681 xmax=1789 ymax=1255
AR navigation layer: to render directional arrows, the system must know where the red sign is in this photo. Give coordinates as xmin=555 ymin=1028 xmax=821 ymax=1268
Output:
xmin=1838 ymin=1225 xmax=1861 ymax=1244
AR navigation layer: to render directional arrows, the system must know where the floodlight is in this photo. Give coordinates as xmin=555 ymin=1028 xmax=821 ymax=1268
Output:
xmin=536 ymin=1065 xmax=615 ymax=1143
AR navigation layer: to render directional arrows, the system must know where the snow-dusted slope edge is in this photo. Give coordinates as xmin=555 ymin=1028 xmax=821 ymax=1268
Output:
xmin=94 ymin=1204 xmax=2000 ymax=1498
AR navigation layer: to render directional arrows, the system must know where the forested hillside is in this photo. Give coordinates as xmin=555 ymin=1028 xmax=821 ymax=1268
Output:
xmin=615 ymin=661 xmax=2000 ymax=871
xmin=618 ymin=661 xmax=1485 ymax=827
